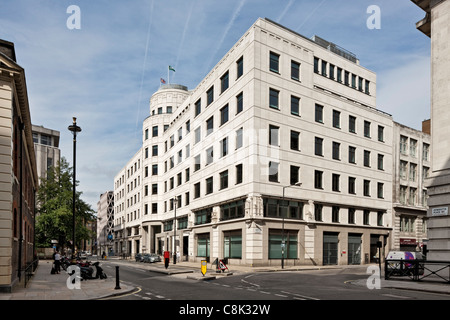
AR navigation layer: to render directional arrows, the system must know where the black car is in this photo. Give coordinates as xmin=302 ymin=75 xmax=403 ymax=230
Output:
xmin=135 ymin=253 xmax=144 ymax=262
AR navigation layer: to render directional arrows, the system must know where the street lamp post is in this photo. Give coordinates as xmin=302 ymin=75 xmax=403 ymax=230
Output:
xmin=281 ymin=182 xmax=302 ymax=269
xmin=68 ymin=117 xmax=81 ymax=259
xmin=173 ymin=197 xmax=177 ymax=265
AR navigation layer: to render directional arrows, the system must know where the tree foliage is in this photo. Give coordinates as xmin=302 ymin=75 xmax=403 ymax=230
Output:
xmin=35 ymin=157 xmax=95 ymax=251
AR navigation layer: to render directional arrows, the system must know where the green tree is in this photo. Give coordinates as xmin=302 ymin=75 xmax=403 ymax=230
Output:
xmin=35 ymin=157 xmax=95 ymax=253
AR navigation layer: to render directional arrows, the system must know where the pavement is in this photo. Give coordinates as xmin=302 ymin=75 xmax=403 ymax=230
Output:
xmin=1 ymin=257 xmax=450 ymax=300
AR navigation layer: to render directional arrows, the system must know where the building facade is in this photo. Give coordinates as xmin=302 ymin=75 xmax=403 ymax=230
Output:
xmin=411 ymin=0 xmax=450 ymax=261
xmin=392 ymin=122 xmax=430 ymax=252
xmin=32 ymin=124 xmax=60 ymax=183
xmin=0 ymin=40 xmax=38 ymax=292
xmin=97 ymin=191 xmax=114 ymax=256
xmin=114 ymin=18 xmax=394 ymax=267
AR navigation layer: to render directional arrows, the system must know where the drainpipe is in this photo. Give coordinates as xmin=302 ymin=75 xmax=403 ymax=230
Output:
xmin=18 ymin=121 xmax=24 ymax=281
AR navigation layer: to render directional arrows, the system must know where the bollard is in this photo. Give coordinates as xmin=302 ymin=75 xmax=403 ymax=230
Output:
xmin=115 ymin=266 xmax=121 ymax=290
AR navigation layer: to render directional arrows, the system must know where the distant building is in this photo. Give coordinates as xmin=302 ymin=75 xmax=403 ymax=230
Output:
xmin=32 ymin=125 xmax=60 ymax=182
xmin=97 ymin=191 xmax=114 ymax=256
xmin=392 ymin=121 xmax=430 ymax=252
xmin=0 ymin=39 xmax=38 ymax=292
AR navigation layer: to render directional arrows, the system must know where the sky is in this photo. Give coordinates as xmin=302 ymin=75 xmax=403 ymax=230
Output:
xmin=0 ymin=0 xmax=431 ymax=210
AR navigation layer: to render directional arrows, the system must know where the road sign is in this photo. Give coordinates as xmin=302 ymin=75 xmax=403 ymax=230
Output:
xmin=201 ymin=260 xmax=207 ymax=276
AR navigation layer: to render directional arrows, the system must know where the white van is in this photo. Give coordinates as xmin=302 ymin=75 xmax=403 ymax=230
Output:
xmin=386 ymin=251 xmax=425 ymax=275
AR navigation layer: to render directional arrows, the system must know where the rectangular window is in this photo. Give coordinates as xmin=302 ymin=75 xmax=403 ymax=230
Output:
xmin=332 ymin=206 xmax=339 ymax=223
xmin=378 ymin=154 xmax=384 ymax=170
xmin=348 ymin=208 xmax=355 ymax=224
xmin=314 ymin=57 xmax=319 ymax=73
xmin=315 ymin=204 xmax=323 ymax=221
xmin=220 ymin=104 xmax=229 ymax=125
xmin=206 ymin=177 xmax=213 ymax=194
xmin=206 ymin=116 xmax=214 ymax=135
xmin=270 ymin=51 xmax=280 ymax=73
xmin=410 ymin=139 xmax=417 ymax=158
xmin=268 ymin=230 xmax=298 ymax=259
xmin=349 ymin=115 xmax=356 ymax=133
xmin=206 ymin=146 xmax=213 ymax=165
xmin=329 ymin=64 xmax=335 ymax=80
xmin=348 ymin=177 xmax=356 ymax=194
xmin=236 ymin=92 xmax=243 ymax=114
xmin=195 ymin=127 xmax=201 ymax=144
xmin=207 ymin=86 xmax=214 ymax=106
xmin=349 ymin=146 xmax=356 ymax=164
xmin=236 ymin=127 xmax=243 ymax=149
xmin=152 ymin=145 xmax=158 ymax=157
xmin=363 ymin=180 xmax=371 ymax=197
xmin=423 ymin=143 xmax=430 ymax=161
xmin=236 ymin=56 xmax=243 ymax=79
xmin=152 ymin=183 xmax=158 ymax=195
xmin=332 ymin=110 xmax=340 ymax=128
xmin=221 ymin=137 xmax=228 ymax=157
xmin=315 ymin=104 xmax=324 ymax=123
xmin=220 ymin=71 xmax=229 ymax=93
xmin=332 ymin=174 xmax=340 ymax=192
xmin=220 ymin=170 xmax=228 ymax=190
xmin=236 ymin=164 xmax=243 ymax=184
xmin=344 ymin=71 xmax=350 ymax=86
xmin=321 ymin=60 xmax=327 ymax=76
xmin=269 ymin=161 xmax=279 ymax=182
xmin=195 ymin=98 xmax=201 ymax=116
xmin=291 ymin=95 xmax=300 ymax=116
xmin=378 ymin=125 xmax=384 ymax=142
xmin=224 ymin=231 xmax=242 ymax=258
xmin=186 ymin=120 xmax=190 ymax=133
xmin=269 ymin=125 xmax=279 ymax=146
xmin=194 ymin=182 xmax=201 ymax=199
xmin=269 ymin=88 xmax=279 ymax=110
xmin=364 ymin=120 xmax=371 ymax=138
xmin=194 ymin=154 xmax=201 ymax=172
xmin=290 ymin=165 xmax=299 ymax=185
xmin=332 ymin=142 xmax=340 ymax=160
xmin=152 ymin=164 xmax=158 ymax=176
xmin=291 ymin=60 xmax=300 ymax=81
xmin=315 ymin=137 xmax=323 ymax=156
xmin=337 ymin=67 xmax=342 ymax=83
xmin=314 ymin=170 xmax=323 ymax=189
xmin=363 ymin=210 xmax=370 ymax=225
xmin=400 ymin=135 xmax=408 ymax=155
xmin=358 ymin=77 xmax=363 ymax=91
xmin=290 ymin=130 xmax=300 ymax=151
xmin=152 ymin=126 xmax=158 ymax=137
xmin=377 ymin=182 xmax=384 ymax=199
xmin=364 ymin=150 xmax=371 ymax=167
xmin=185 ymin=168 xmax=190 ymax=182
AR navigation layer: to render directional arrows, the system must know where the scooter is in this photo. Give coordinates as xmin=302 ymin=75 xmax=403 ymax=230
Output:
xmin=92 ymin=262 xmax=107 ymax=279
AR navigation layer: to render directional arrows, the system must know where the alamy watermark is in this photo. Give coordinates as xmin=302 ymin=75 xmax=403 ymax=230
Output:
xmin=66 ymin=265 xmax=81 ymax=290
xmin=67 ymin=5 xmax=81 ymax=30
xmin=367 ymin=5 xmax=381 ymax=30
xmin=366 ymin=265 xmax=381 ymax=289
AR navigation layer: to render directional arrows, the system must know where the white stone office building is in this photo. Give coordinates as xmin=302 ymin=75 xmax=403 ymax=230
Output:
xmin=392 ymin=122 xmax=431 ymax=252
xmin=114 ymin=18 xmax=394 ymax=267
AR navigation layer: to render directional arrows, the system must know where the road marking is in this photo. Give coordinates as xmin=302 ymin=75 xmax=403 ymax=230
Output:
xmin=282 ymin=291 xmax=320 ymax=300
xmin=275 ymin=294 xmax=288 ymax=298
xmin=382 ymin=294 xmax=410 ymax=299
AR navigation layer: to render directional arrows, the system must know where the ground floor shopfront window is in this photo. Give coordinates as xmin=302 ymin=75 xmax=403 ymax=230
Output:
xmin=268 ymin=230 xmax=298 ymax=259
xmin=223 ymin=230 xmax=242 ymax=259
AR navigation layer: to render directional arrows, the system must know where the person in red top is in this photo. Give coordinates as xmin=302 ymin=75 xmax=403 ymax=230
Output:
xmin=164 ymin=251 xmax=170 ymax=269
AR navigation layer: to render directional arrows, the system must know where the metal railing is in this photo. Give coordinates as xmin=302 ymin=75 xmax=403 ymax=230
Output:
xmin=23 ymin=259 xmax=39 ymax=288
xmin=385 ymin=259 xmax=450 ymax=283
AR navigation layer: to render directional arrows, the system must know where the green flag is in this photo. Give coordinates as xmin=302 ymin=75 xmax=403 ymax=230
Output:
xmin=169 ymin=65 xmax=176 ymax=72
